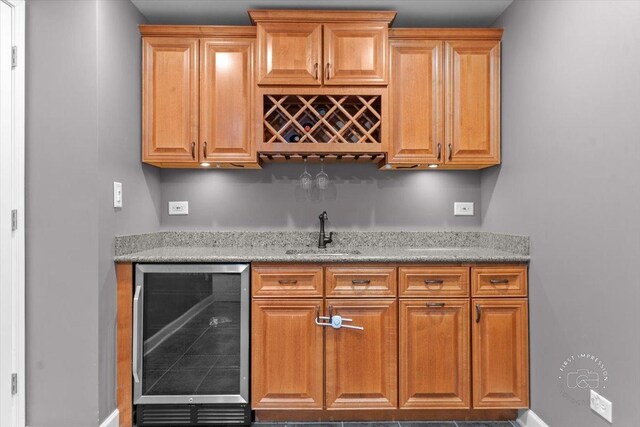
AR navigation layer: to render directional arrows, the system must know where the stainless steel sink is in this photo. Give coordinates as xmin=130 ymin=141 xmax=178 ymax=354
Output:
xmin=285 ymin=249 xmax=361 ymax=256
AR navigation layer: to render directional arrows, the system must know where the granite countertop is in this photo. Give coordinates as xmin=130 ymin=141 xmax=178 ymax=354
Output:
xmin=114 ymin=231 xmax=530 ymax=263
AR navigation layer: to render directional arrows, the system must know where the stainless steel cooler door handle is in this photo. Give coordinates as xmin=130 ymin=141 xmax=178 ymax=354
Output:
xmin=133 ymin=284 xmax=142 ymax=384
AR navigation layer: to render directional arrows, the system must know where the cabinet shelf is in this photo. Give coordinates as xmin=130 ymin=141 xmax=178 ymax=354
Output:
xmin=261 ymin=94 xmax=383 ymax=153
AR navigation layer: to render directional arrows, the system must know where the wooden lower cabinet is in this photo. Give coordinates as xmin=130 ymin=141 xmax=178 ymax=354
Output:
xmin=472 ymin=298 xmax=529 ymax=408
xmin=399 ymin=299 xmax=470 ymax=409
xmin=251 ymin=299 xmax=324 ymax=409
xmin=325 ymin=299 xmax=397 ymax=409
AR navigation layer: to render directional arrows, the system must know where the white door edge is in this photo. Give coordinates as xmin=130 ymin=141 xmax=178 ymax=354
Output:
xmin=0 ymin=1 xmax=25 ymax=427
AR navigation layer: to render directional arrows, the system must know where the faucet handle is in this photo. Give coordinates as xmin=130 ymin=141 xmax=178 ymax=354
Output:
xmin=326 ymin=232 xmax=333 ymax=244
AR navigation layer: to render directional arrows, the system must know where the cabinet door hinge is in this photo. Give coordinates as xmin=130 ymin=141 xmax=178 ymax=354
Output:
xmin=11 ymin=46 xmax=17 ymax=69
xmin=11 ymin=373 xmax=17 ymax=395
xmin=11 ymin=209 xmax=17 ymax=231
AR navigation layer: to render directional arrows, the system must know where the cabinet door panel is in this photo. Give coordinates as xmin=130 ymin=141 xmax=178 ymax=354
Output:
xmin=200 ymin=39 xmax=255 ymax=163
xmin=323 ymin=23 xmax=388 ymax=85
xmin=252 ymin=300 xmax=324 ymax=409
xmin=257 ymin=23 xmax=322 ymax=86
xmin=325 ymin=299 xmax=397 ymax=409
xmin=473 ymin=299 xmax=529 ymax=408
xmin=400 ymin=300 xmax=470 ymax=408
xmin=445 ymin=40 xmax=500 ymax=165
xmin=388 ymin=40 xmax=442 ymax=165
xmin=143 ymin=37 xmax=199 ymax=163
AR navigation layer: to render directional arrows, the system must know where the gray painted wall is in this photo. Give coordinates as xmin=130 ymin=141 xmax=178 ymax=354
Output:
xmin=26 ymin=0 xmax=159 ymax=425
xmin=97 ymin=0 xmax=157 ymax=423
xmin=160 ymin=166 xmax=482 ymax=230
xmin=26 ymin=1 xmax=99 ymax=425
xmin=483 ymin=1 xmax=640 ymax=426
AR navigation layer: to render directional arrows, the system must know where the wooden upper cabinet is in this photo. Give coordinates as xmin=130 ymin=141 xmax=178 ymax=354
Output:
xmin=251 ymin=10 xmax=394 ymax=87
xmin=473 ymin=298 xmax=529 ymax=408
xmin=256 ymin=23 xmax=322 ymax=86
xmin=399 ymin=299 xmax=470 ymax=409
xmin=445 ymin=40 xmax=501 ymax=166
xmin=323 ymin=23 xmax=388 ymax=85
xmin=252 ymin=299 xmax=324 ymax=409
xmin=200 ymin=38 xmax=256 ymax=163
xmin=142 ymin=37 xmax=199 ymax=164
xmin=388 ymin=39 xmax=443 ymax=165
xmin=325 ymin=299 xmax=397 ymax=409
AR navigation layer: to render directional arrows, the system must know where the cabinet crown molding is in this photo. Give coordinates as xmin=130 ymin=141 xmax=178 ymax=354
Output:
xmin=139 ymin=25 xmax=256 ymax=37
xmin=248 ymin=9 xmax=397 ymax=25
xmin=389 ymin=28 xmax=503 ymax=40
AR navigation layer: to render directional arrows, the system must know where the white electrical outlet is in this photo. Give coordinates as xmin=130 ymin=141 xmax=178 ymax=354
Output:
xmin=113 ymin=182 xmax=122 ymax=208
xmin=168 ymin=201 xmax=189 ymax=215
xmin=454 ymin=202 xmax=474 ymax=216
xmin=590 ymin=389 xmax=613 ymax=423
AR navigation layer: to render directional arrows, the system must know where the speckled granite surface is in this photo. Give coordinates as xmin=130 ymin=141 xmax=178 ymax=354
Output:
xmin=114 ymin=231 xmax=529 ymax=263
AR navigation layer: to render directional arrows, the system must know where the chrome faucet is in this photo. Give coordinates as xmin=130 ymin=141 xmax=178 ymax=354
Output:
xmin=318 ymin=211 xmax=333 ymax=249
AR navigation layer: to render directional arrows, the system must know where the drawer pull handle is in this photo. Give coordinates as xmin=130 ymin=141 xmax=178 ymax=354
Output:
xmin=352 ymin=279 xmax=371 ymax=285
xmin=490 ymin=279 xmax=510 ymax=284
xmin=426 ymin=302 xmax=445 ymax=308
xmin=278 ymin=279 xmax=298 ymax=284
xmin=476 ymin=305 xmax=481 ymax=323
xmin=424 ymin=279 xmax=444 ymax=285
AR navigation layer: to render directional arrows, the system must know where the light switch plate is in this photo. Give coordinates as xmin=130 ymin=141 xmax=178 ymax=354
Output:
xmin=168 ymin=201 xmax=189 ymax=215
xmin=590 ymin=389 xmax=612 ymax=423
xmin=454 ymin=202 xmax=474 ymax=216
xmin=113 ymin=182 xmax=122 ymax=208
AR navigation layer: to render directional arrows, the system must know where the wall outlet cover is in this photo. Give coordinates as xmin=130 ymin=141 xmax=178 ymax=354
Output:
xmin=590 ymin=389 xmax=612 ymax=423
xmin=168 ymin=201 xmax=189 ymax=215
xmin=113 ymin=182 xmax=122 ymax=208
xmin=454 ymin=202 xmax=474 ymax=216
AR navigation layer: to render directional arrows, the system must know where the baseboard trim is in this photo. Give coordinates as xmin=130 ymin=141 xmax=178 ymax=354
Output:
xmin=99 ymin=409 xmax=119 ymax=427
xmin=517 ymin=409 xmax=549 ymax=427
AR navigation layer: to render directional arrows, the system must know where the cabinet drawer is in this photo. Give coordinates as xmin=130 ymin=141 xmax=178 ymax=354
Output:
xmin=472 ymin=266 xmax=528 ymax=297
xmin=326 ymin=266 xmax=397 ymax=297
xmin=252 ymin=266 xmax=323 ymax=298
xmin=399 ymin=266 xmax=469 ymax=297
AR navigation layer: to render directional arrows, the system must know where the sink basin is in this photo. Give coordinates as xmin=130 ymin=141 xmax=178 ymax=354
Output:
xmin=285 ymin=249 xmax=361 ymax=256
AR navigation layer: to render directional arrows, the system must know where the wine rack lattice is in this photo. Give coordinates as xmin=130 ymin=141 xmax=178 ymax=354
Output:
xmin=262 ymin=95 xmax=382 ymax=152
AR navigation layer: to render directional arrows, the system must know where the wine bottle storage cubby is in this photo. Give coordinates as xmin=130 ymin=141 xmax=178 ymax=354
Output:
xmin=261 ymin=94 xmax=383 ymax=153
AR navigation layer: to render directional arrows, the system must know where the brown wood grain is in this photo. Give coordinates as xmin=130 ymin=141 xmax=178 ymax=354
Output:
xmin=472 ymin=265 xmax=528 ymax=297
xmin=251 ymin=299 xmax=325 ymax=409
xmin=142 ymin=37 xmax=199 ymax=165
xmin=252 ymin=266 xmax=324 ymax=298
xmin=472 ymin=298 xmax=529 ymax=408
xmin=388 ymin=39 xmax=443 ymax=166
xmin=116 ymin=263 xmax=133 ymax=427
xmin=399 ymin=299 xmax=470 ymax=409
xmin=254 ymin=408 xmax=517 ymax=421
xmin=323 ymin=23 xmax=388 ymax=86
xmin=325 ymin=266 xmax=397 ymax=297
xmin=445 ymin=39 xmax=501 ymax=166
xmin=257 ymin=22 xmax=323 ymax=86
xmin=200 ymin=38 xmax=257 ymax=164
xmin=399 ymin=266 xmax=469 ymax=297
xmin=325 ymin=299 xmax=397 ymax=409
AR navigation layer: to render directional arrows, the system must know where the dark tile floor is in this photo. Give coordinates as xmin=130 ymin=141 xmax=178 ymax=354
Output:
xmin=252 ymin=422 xmax=518 ymax=427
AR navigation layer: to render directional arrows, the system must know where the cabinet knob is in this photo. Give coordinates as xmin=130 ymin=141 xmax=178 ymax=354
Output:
xmin=424 ymin=279 xmax=444 ymax=285
xmin=476 ymin=304 xmax=482 ymax=323
xmin=314 ymin=62 xmax=319 ymax=80
xmin=490 ymin=279 xmax=510 ymax=284
xmin=278 ymin=279 xmax=298 ymax=284
xmin=448 ymin=143 xmax=453 ymax=161
xmin=203 ymin=141 xmax=208 ymax=159
xmin=326 ymin=63 xmax=331 ymax=80
xmin=191 ymin=142 xmax=196 ymax=160
xmin=351 ymin=279 xmax=371 ymax=285
xmin=437 ymin=143 xmax=442 ymax=161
